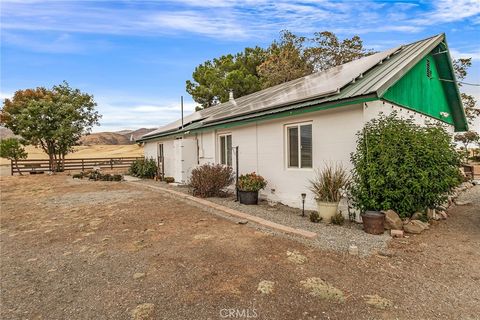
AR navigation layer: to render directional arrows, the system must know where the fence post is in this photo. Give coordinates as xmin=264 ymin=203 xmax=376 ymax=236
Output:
xmin=82 ymin=159 xmax=84 ymax=171
xmin=110 ymin=159 xmax=113 ymax=170
xmin=11 ymin=159 xmax=13 ymax=176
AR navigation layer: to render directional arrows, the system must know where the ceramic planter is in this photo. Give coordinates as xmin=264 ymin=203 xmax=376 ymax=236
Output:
xmin=238 ymin=190 xmax=259 ymax=205
xmin=316 ymin=201 xmax=339 ymax=223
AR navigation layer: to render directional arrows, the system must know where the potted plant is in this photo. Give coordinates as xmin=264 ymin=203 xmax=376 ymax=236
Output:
xmin=237 ymin=172 xmax=267 ymax=205
xmin=309 ymin=164 xmax=349 ymax=223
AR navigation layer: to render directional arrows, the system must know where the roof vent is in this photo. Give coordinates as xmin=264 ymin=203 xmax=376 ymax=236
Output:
xmin=229 ymin=90 xmax=234 ymax=101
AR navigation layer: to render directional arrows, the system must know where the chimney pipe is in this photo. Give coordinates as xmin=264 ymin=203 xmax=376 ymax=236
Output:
xmin=229 ymin=89 xmax=234 ymax=102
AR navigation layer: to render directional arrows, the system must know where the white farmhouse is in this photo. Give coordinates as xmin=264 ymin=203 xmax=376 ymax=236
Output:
xmin=139 ymin=34 xmax=467 ymax=211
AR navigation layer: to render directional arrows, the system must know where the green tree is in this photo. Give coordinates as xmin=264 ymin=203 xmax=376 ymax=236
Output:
xmin=454 ymin=131 xmax=480 ymax=162
xmin=187 ymin=31 xmax=373 ymax=108
xmin=186 ymin=47 xmax=267 ymax=109
xmin=305 ymin=31 xmax=375 ymax=72
xmin=257 ymin=30 xmax=313 ymax=88
xmin=0 ymin=138 xmax=27 ymax=175
xmin=453 ymin=58 xmax=480 ymax=125
xmin=1 ymin=82 xmax=101 ymax=171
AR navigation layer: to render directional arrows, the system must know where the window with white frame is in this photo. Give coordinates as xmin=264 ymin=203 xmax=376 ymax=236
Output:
xmin=286 ymin=123 xmax=312 ymax=168
xmin=219 ymin=134 xmax=232 ymax=166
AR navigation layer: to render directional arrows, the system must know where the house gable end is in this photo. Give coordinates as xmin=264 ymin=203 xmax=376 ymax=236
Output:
xmin=380 ymin=42 xmax=468 ymax=131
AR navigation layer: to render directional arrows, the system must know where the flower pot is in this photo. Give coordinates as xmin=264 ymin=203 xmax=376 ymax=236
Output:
xmin=316 ymin=201 xmax=339 ymax=223
xmin=238 ymin=190 xmax=259 ymax=205
xmin=361 ymin=211 xmax=385 ymax=235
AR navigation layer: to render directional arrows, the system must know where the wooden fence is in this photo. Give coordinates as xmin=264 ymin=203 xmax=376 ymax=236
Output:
xmin=10 ymin=157 xmax=143 ymax=175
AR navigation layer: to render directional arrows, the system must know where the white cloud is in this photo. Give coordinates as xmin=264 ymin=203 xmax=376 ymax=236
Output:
xmin=92 ymin=95 xmax=199 ymax=132
xmin=3 ymin=0 xmax=477 ymax=43
xmin=0 ymin=91 xmax=13 ymax=100
xmin=450 ymin=48 xmax=480 ymax=61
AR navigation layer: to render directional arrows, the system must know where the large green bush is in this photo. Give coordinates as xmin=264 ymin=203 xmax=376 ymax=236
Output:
xmin=129 ymin=158 xmax=157 ymax=179
xmin=350 ymin=113 xmax=461 ymax=218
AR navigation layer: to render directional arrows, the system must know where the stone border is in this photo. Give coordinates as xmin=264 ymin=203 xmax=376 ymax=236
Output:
xmin=130 ymin=182 xmax=317 ymax=239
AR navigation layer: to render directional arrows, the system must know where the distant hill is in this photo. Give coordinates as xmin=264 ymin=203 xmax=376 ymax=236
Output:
xmin=0 ymin=126 xmax=156 ymax=145
xmin=80 ymin=132 xmax=132 ymax=145
xmin=117 ymin=128 xmax=156 ymax=141
xmin=0 ymin=127 xmax=17 ymax=140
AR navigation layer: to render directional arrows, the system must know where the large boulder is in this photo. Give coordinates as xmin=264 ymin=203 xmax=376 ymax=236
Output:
xmin=383 ymin=210 xmax=403 ymax=230
xmin=411 ymin=211 xmax=424 ymax=220
xmin=404 ymin=220 xmax=429 ymax=234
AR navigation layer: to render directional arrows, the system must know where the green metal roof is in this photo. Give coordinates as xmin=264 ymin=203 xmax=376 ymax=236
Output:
xmin=139 ymin=33 xmax=467 ymax=142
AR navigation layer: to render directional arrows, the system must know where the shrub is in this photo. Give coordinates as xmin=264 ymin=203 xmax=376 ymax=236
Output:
xmin=88 ymin=170 xmax=102 ymax=180
xmin=189 ymin=163 xmax=234 ymax=197
xmin=331 ymin=212 xmax=345 ymax=225
xmin=112 ymin=174 xmax=123 ymax=181
xmin=101 ymin=173 xmax=112 ymax=181
xmin=309 ymin=211 xmax=322 ymax=223
xmin=129 ymin=158 xmax=157 ymax=179
xmin=164 ymin=176 xmax=175 ymax=183
xmin=237 ymin=172 xmax=267 ymax=192
xmin=309 ymin=163 xmax=349 ymax=202
xmin=350 ymin=113 xmax=462 ymax=219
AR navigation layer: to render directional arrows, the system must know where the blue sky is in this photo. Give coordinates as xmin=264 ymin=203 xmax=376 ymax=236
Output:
xmin=1 ymin=0 xmax=479 ymax=132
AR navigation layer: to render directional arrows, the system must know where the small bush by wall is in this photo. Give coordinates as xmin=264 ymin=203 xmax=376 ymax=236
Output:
xmin=350 ymin=113 xmax=462 ymax=218
xmin=129 ymin=158 xmax=157 ymax=179
xmin=189 ymin=163 xmax=234 ymax=198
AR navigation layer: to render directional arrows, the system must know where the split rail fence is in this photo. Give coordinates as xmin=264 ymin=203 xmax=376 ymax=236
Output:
xmin=10 ymin=157 xmax=143 ymax=175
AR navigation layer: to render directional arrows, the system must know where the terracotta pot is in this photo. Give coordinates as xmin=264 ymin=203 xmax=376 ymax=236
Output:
xmin=361 ymin=211 xmax=385 ymax=235
xmin=238 ymin=190 xmax=259 ymax=205
xmin=316 ymin=201 xmax=339 ymax=223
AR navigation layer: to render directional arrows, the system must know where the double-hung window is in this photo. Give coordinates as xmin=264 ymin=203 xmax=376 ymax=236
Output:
xmin=219 ymin=134 xmax=232 ymax=166
xmin=286 ymin=123 xmax=312 ymax=169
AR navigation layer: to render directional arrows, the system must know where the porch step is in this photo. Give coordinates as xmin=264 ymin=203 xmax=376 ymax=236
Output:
xmin=131 ymin=182 xmax=317 ymax=239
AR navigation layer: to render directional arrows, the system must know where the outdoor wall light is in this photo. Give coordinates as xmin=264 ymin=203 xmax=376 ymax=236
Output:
xmin=301 ymin=193 xmax=306 ymax=217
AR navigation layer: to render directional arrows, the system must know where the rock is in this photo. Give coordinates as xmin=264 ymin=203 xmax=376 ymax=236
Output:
xmin=390 ymin=229 xmax=404 ymax=238
xmin=133 ymin=272 xmax=146 ymax=280
xmin=383 ymin=210 xmax=403 ymax=230
xmin=437 ymin=211 xmax=448 ymax=220
xmin=436 ymin=205 xmax=447 ymax=212
xmin=404 ymin=220 xmax=428 ymax=234
xmin=454 ymin=200 xmax=472 ymax=206
xmin=257 ymin=280 xmax=274 ymax=294
xmin=131 ymin=303 xmax=155 ymax=320
xmin=348 ymin=245 xmax=359 ymax=256
xmin=237 ymin=220 xmax=248 ymax=225
xmin=411 ymin=212 xmax=424 ymax=220
xmin=426 ymin=208 xmax=435 ymax=220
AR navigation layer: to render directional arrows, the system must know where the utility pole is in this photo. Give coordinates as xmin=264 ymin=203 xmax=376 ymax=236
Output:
xmin=181 ymin=95 xmax=184 ymax=129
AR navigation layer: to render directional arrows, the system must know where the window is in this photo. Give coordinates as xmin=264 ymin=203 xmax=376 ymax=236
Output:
xmin=219 ymin=134 xmax=232 ymax=166
xmin=286 ymin=123 xmax=312 ymax=168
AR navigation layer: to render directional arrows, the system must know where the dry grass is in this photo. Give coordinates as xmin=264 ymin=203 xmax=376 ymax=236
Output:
xmin=0 ymin=144 xmax=143 ymax=165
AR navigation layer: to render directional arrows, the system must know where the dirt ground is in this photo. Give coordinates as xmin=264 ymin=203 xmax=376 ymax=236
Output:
xmin=1 ymin=175 xmax=479 ymax=320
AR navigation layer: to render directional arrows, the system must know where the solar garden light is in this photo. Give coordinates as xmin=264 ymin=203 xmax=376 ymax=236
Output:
xmin=301 ymin=193 xmax=306 ymax=217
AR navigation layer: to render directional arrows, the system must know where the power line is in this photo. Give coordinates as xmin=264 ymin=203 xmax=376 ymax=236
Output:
xmin=438 ymin=78 xmax=480 ymax=87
